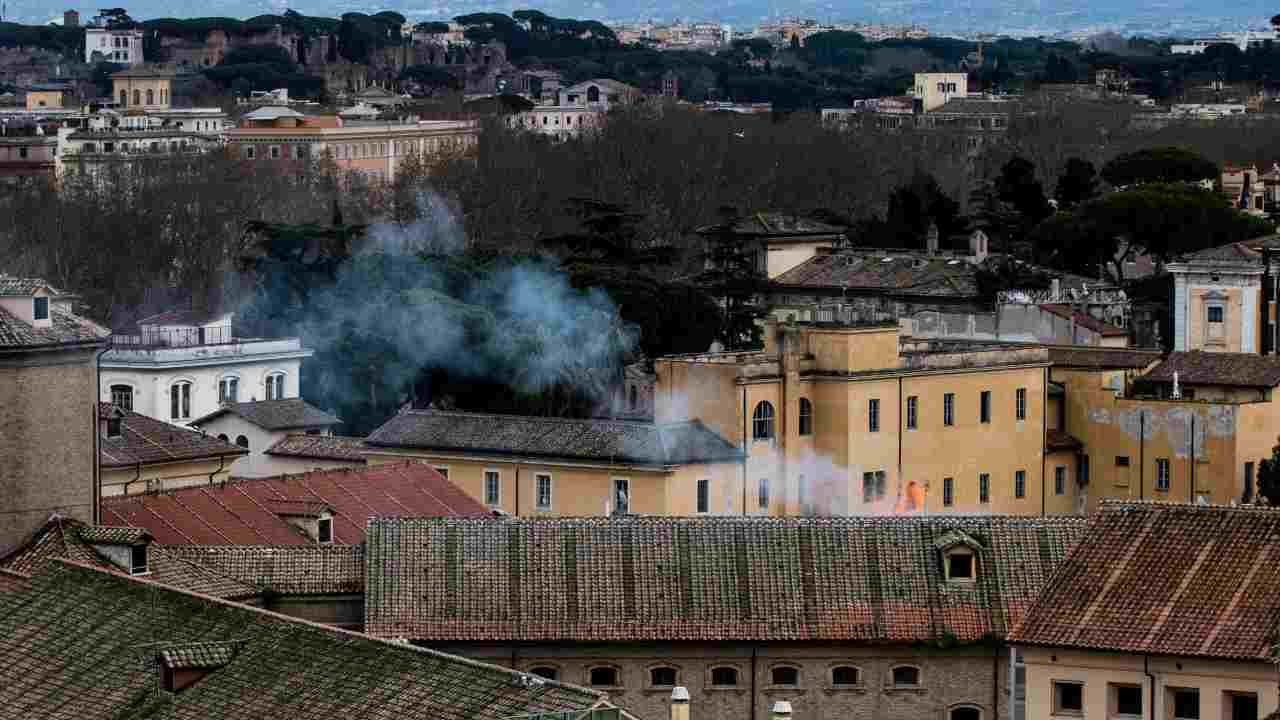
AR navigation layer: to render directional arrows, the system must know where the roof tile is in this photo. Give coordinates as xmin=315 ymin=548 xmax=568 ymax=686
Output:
xmin=99 ymin=403 xmax=247 ymax=468
xmin=191 ymin=398 xmax=341 ymax=431
xmin=1142 ymin=351 xmax=1280 ymax=388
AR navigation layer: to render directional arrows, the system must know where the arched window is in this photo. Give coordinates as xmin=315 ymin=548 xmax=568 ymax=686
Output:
xmin=235 ymin=435 xmax=249 ymax=449
xmin=831 ymin=666 xmax=859 ymax=686
xmin=588 ymin=666 xmax=619 ymax=687
xmin=132 ymin=89 xmax=141 ymax=106
xmin=266 ymin=372 xmax=286 ymax=400
xmin=951 ymin=707 xmax=981 ymax=720
xmin=892 ymin=666 xmax=921 ymax=687
xmin=710 ymin=667 xmax=738 ymax=687
xmin=217 ymin=434 xmax=229 ymax=442
xmin=219 ymin=377 xmax=239 ymax=404
xmin=649 ymin=666 xmax=677 ymax=687
xmin=771 ymin=666 xmax=799 ymax=686
xmin=109 ymin=384 xmax=133 ymax=412
xmin=752 ymin=401 xmax=775 ymax=441
xmin=587 ymin=85 xmax=600 ymax=103
xmin=119 ymin=89 xmax=127 ymax=106
xmin=529 ymin=666 xmax=558 ymax=680
xmin=798 ymin=397 xmax=813 ymax=436
xmin=146 ymin=88 xmax=154 ymax=105
xmin=169 ymin=381 xmax=191 ymax=420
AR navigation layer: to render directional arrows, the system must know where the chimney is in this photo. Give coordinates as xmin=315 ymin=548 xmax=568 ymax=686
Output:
xmin=770 ymin=700 xmax=793 ymax=720
xmin=925 ymin=222 xmax=939 ymax=254
xmin=670 ymin=686 xmax=690 ymax=720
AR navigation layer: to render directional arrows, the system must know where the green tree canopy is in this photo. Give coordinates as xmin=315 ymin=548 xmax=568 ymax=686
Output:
xmin=1100 ymin=146 xmax=1219 ymax=188
xmin=1054 ymin=157 xmax=1100 ymax=210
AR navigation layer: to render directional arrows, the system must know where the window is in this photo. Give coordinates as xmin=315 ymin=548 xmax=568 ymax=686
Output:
xmin=1245 ymin=461 xmax=1256 ymax=503
xmin=1015 ymin=387 xmax=1028 ymax=420
xmin=235 ymin=435 xmax=248 ymax=449
xmin=1055 ymin=466 xmax=1066 ymax=496
xmin=32 ymin=296 xmax=49 ymax=321
xmin=1116 ymin=455 xmax=1130 ymax=467
xmin=132 ymin=89 xmax=141 ymax=106
xmin=891 ymin=666 xmax=920 ymax=687
xmin=1054 ymin=681 xmax=1084 ymax=714
xmin=1171 ymin=688 xmax=1199 ymax=720
xmin=434 ymin=466 xmax=449 ymax=480
xmin=110 ymin=384 xmax=133 ymax=411
xmin=106 ymin=415 xmax=122 ymax=438
xmin=951 ymin=708 xmax=981 ymax=720
xmin=906 ymin=395 xmax=918 ymax=429
xmin=484 ymin=470 xmax=500 ymax=506
xmin=217 ymin=434 xmax=228 ymax=442
xmin=266 ymin=373 xmax=285 ymax=400
xmin=529 ymin=667 xmax=558 ymax=681
xmin=1015 ymin=470 xmax=1026 ymax=499
xmin=1079 ymin=455 xmax=1090 ymax=486
xmin=588 ymin=667 xmax=618 ymax=687
xmin=798 ymin=398 xmax=813 ymax=435
xmin=770 ymin=666 xmax=799 ymax=686
xmin=536 ymin=474 xmax=553 ymax=510
xmin=1156 ymin=458 xmax=1170 ymax=491
xmin=943 ymin=477 xmax=954 ymax=506
xmin=218 ymin=377 xmax=238 ymax=404
xmin=270 ymin=145 xmax=281 ymax=159
xmin=863 ymin=471 xmax=886 ymax=503
xmin=752 ymin=401 xmax=775 ymax=441
xmin=245 ymin=145 xmax=256 ymax=160
xmin=628 ymin=385 xmax=637 ymax=409
xmin=696 ymin=478 xmax=709 ymax=513
xmin=1113 ymin=684 xmax=1143 ymax=717
xmin=613 ymin=477 xmax=630 ymax=515
xmin=980 ymin=390 xmax=991 ymax=423
xmin=17 ymin=146 xmax=28 ymax=159
xmin=758 ymin=477 xmax=769 ymax=510
xmin=170 ymin=382 xmax=191 ymax=420
xmin=1227 ymin=692 xmax=1257 ymax=720
xmin=145 ymin=88 xmax=154 ymax=104
xmin=1208 ymin=306 xmax=1224 ymax=323
xmin=710 ymin=667 xmax=738 ymax=687
xmin=868 ymin=398 xmax=880 ymax=432
xmin=317 ymin=517 xmax=333 ymax=544
xmin=831 ymin=666 xmax=859 ymax=686
xmin=650 ymin=667 xmax=677 ymax=687
xmin=979 ymin=473 xmax=990 ymax=503
xmin=129 ymin=545 xmax=147 ymax=575
xmin=944 ymin=393 xmax=955 ymax=426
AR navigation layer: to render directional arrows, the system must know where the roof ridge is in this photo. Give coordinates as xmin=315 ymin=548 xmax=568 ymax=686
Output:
xmin=400 ymin=408 xmax=660 ymax=427
xmin=1100 ymin=498 xmax=1280 ymax=513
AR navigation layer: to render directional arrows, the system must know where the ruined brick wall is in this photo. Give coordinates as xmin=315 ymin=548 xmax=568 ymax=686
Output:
xmin=429 ymin=641 xmax=1010 ymax=720
xmin=0 ymin=350 xmax=98 ymax=550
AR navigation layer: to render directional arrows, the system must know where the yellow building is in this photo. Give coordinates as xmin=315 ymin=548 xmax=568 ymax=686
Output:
xmin=98 ymin=403 xmax=245 ymax=496
xmin=1167 ymin=237 xmax=1279 ymax=354
xmin=111 ymin=65 xmax=174 ymax=109
xmin=363 ymin=410 xmax=743 ymax=517
xmin=656 ymin=321 xmax=1084 ymax=516
xmin=1009 ymin=501 xmax=1279 ymax=720
xmin=25 ymin=84 xmax=70 ymax=110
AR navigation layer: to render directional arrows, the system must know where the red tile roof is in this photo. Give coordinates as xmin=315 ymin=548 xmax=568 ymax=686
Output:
xmin=100 ymin=462 xmax=489 ymax=545
xmin=0 ymin=568 xmax=30 ymax=594
xmin=265 ymin=434 xmax=367 ymax=462
xmin=1037 ymin=304 xmax=1129 ymax=337
xmin=162 ymin=545 xmax=365 ymax=595
xmin=364 ymin=515 xmax=1089 ymax=643
xmin=1142 ymin=351 xmax=1280 ymax=389
xmin=98 ymin=403 xmax=247 ymax=468
xmin=1046 ymin=429 xmax=1084 ymax=452
xmin=1009 ymin=501 xmax=1280 ymax=660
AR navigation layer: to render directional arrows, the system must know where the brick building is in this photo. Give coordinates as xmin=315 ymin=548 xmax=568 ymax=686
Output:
xmin=0 ymin=275 xmax=108 ymax=549
xmin=364 ymin=514 xmax=1089 ymax=720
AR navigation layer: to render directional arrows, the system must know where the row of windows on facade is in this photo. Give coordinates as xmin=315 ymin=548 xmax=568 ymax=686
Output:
xmin=119 ymin=89 xmax=168 ymax=107
xmin=528 ymin=664 xmax=925 ymax=691
xmin=76 ymin=139 xmax=191 ymax=155
xmin=750 ymin=388 xmax=1029 ymax=440
xmin=107 ymin=374 xmax=285 ymax=418
xmin=1052 ymin=679 xmax=1257 ymax=720
xmin=861 ymin=466 xmax=1067 ymax=508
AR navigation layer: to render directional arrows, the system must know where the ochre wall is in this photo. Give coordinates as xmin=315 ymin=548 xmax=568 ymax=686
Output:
xmin=101 ymin=457 xmax=234 ymax=496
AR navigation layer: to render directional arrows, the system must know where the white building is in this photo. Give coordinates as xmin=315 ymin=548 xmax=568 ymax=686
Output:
xmin=190 ymin=399 xmax=341 ymax=478
xmin=99 ymin=310 xmax=313 ymax=427
xmin=912 ymin=72 xmax=969 ymax=112
xmin=85 ymin=28 xmax=144 ymax=65
xmin=508 ymin=78 xmax=642 ymax=139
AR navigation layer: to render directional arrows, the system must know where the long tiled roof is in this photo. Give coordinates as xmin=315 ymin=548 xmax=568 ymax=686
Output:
xmin=1037 ymin=304 xmax=1129 ymax=337
xmin=265 ymin=434 xmax=368 ymax=462
xmin=773 ymin=251 xmax=981 ymax=297
xmin=0 ymin=568 xmax=30 ymax=594
xmin=0 ymin=274 xmax=62 ymax=295
xmin=0 ymin=305 xmax=108 ymax=349
xmin=366 ymin=410 xmax=743 ymax=466
xmin=1009 ymin=501 xmax=1280 ymax=660
xmin=1141 ymin=351 xmax=1280 ymax=388
xmin=364 ymin=515 xmax=1089 ymax=642
xmin=191 ymin=398 xmax=341 ymax=430
xmin=695 ymin=212 xmax=846 ymax=238
xmin=0 ymin=516 xmax=258 ymax=600
xmin=1044 ymin=346 xmax=1162 ymax=369
xmin=99 ymin=402 xmax=247 ymax=468
xmin=100 ymin=462 xmax=488 ymax=545
xmin=0 ymin=562 xmax=617 ymax=720
xmin=164 ymin=545 xmax=365 ymax=595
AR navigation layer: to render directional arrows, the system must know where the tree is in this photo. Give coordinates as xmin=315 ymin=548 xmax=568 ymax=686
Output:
xmin=1256 ymin=437 xmax=1280 ymax=504
xmin=971 ymin=156 xmax=1052 ymax=253
xmin=881 ymin=172 xmax=963 ymax=248
xmin=1100 ymin=146 xmax=1218 ymax=188
xmin=697 ymin=209 xmax=769 ymax=351
xmin=1054 ymin=157 xmax=1099 ymax=210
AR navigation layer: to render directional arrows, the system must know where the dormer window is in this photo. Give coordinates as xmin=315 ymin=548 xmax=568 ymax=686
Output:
xmin=130 ymin=544 xmax=148 ymax=575
xmin=935 ymin=530 xmax=982 ymax=583
xmin=317 ymin=516 xmax=333 ymax=544
xmin=947 ymin=551 xmax=974 ymax=580
xmin=32 ymin=296 xmax=49 ymax=321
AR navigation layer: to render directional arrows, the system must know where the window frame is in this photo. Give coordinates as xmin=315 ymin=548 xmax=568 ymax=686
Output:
xmin=535 ymin=473 xmax=553 ymax=510
xmin=1111 ymin=682 xmax=1144 ymax=718
xmin=218 ymin=376 xmax=239 ymax=404
xmin=1015 ymin=469 xmax=1026 ymax=499
xmin=484 ymin=469 xmax=501 ymax=506
xmin=265 ymin=372 xmax=286 ymax=400
xmin=708 ymin=665 xmax=740 ymax=688
xmin=586 ymin=665 xmax=621 ymax=689
xmin=943 ymin=392 xmax=955 ymax=426
xmin=129 ymin=545 xmax=148 ymax=575
xmin=768 ymin=664 xmax=801 ymax=688
xmin=863 ymin=470 xmax=886 ymax=503
xmin=109 ymin=384 xmax=134 ymax=412
xmin=979 ymin=473 xmax=990 ymax=504
xmin=1016 ymin=387 xmax=1027 ymax=420
xmin=949 ymin=705 xmax=983 ymax=720
xmin=612 ymin=476 xmax=630 ymax=515
xmin=752 ymin=401 xmax=775 ymax=441
xmin=1169 ymin=687 xmax=1199 ymax=720
xmin=1156 ymin=458 xmax=1170 ymax=492
xmin=758 ymin=477 xmax=770 ymax=510
xmin=798 ymin=397 xmax=813 ymax=436
xmin=980 ymin=390 xmax=991 ymax=423
xmin=317 ymin=516 xmax=333 ymax=544
xmin=527 ymin=665 xmax=560 ymax=681
xmin=647 ymin=664 xmax=679 ymax=689
xmin=890 ymin=665 xmax=921 ymax=688
xmin=1116 ymin=455 xmax=1131 ymax=467
xmin=1055 ymin=465 xmax=1066 ymax=496
xmin=906 ymin=395 xmax=918 ymax=430
xmin=942 ymin=477 xmax=954 ymax=507
xmin=1053 ymin=680 xmax=1084 ymax=715
xmin=828 ymin=664 xmax=861 ymax=689
xmin=868 ymin=398 xmax=880 ymax=432
xmin=696 ymin=478 xmax=709 ymax=514
xmin=170 ymin=380 xmax=192 ymax=420
xmin=32 ymin=296 xmax=49 ymax=321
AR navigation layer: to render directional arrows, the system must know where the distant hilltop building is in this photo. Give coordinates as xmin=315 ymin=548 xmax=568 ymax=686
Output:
xmin=84 ymin=27 xmax=144 ymax=65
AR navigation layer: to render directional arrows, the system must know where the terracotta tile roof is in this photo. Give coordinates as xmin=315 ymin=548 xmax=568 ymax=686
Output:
xmin=100 ymin=462 xmax=488 ymax=545
xmin=0 ymin=562 xmax=617 ymax=720
xmin=1142 ymin=351 xmax=1280 ymax=388
xmin=0 ymin=274 xmax=63 ymax=295
xmin=163 ymin=545 xmax=365 ymax=595
xmin=191 ymin=398 xmax=341 ymax=431
xmin=1009 ymin=501 xmax=1280 ymax=660
xmin=695 ymin=212 xmax=846 ymax=237
xmin=364 ymin=515 xmax=1089 ymax=643
xmin=159 ymin=641 xmax=243 ymax=670
xmin=99 ymin=403 xmax=247 ymax=468
xmin=1045 ymin=346 xmax=1162 ymax=369
xmin=0 ymin=516 xmax=259 ymax=600
xmin=1046 ymin=430 xmax=1084 ymax=452
xmin=772 ymin=251 xmax=981 ymax=297
xmin=0 ymin=306 xmax=108 ymax=350
xmin=1037 ymin=304 xmax=1129 ymax=337
xmin=265 ymin=434 xmax=368 ymax=462
xmin=366 ymin=410 xmax=743 ymax=466
xmin=1180 ymin=240 xmax=1261 ymax=265
xmin=0 ymin=568 xmax=30 ymax=594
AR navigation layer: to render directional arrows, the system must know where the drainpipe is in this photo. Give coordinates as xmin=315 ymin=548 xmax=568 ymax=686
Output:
xmin=93 ymin=342 xmax=110 ymax=525
xmin=124 ymin=461 xmax=141 ymax=495
xmin=514 ymin=465 xmax=520 ymax=517
xmin=742 ymin=384 xmax=748 ymax=516
xmin=1139 ymin=411 xmax=1146 ymax=501
xmin=1144 ymin=654 xmax=1155 ymax=720
xmin=208 ymin=454 xmax=226 ymax=486
xmin=992 ymin=646 xmax=1000 ymax=719
xmin=1041 ymin=367 xmax=1048 ymax=517
xmin=1189 ymin=415 xmax=1196 ymax=502
xmin=750 ymin=645 xmax=758 ymax=720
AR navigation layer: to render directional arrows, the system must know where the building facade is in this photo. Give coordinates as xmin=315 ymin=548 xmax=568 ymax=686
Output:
xmin=189 ymin=398 xmax=341 ymax=478
xmin=85 ymin=28 xmax=144 ymax=65
xmin=111 ymin=66 xmax=174 ymax=110
xmin=98 ymin=402 xmax=246 ymax=496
